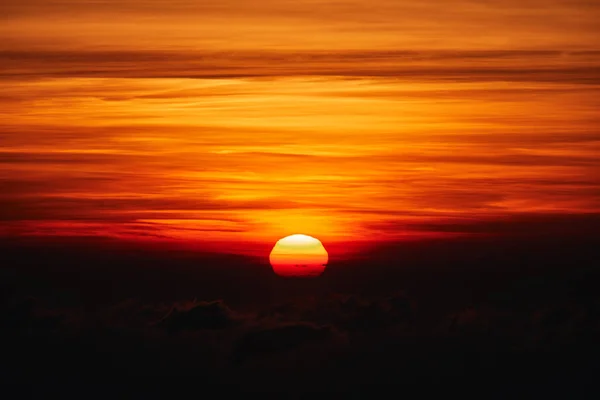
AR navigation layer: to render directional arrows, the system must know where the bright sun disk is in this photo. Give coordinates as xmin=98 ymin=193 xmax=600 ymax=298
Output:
xmin=269 ymin=234 xmax=329 ymax=278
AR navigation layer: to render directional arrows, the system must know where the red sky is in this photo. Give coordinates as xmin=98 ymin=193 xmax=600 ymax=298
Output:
xmin=1 ymin=0 xmax=599 ymax=255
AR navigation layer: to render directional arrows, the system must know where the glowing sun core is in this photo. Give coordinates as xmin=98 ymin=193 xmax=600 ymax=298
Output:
xmin=269 ymin=234 xmax=329 ymax=278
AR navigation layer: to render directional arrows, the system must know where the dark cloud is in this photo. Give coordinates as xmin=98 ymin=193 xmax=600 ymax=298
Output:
xmin=0 ymin=151 xmax=148 ymax=165
xmin=0 ymin=297 xmax=63 ymax=332
xmin=254 ymin=292 xmax=414 ymax=334
xmin=414 ymin=212 xmax=600 ymax=236
xmin=363 ymin=212 xmax=600 ymax=238
xmin=2 ymin=50 xmax=600 ymax=83
xmin=156 ymin=300 xmax=238 ymax=333
xmin=185 ymin=149 xmax=600 ymax=168
xmin=232 ymin=322 xmax=336 ymax=363
xmin=0 ymin=193 xmax=304 ymax=222
xmin=442 ymin=132 xmax=600 ymax=146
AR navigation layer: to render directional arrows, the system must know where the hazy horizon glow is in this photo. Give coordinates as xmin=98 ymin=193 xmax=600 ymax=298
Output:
xmin=1 ymin=0 xmax=599 ymax=255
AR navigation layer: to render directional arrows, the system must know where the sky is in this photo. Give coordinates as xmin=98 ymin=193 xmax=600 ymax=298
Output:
xmin=1 ymin=0 xmax=599 ymax=255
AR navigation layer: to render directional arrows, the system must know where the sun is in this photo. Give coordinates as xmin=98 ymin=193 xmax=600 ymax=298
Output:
xmin=269 ymin=234 xmax=329 ymax=278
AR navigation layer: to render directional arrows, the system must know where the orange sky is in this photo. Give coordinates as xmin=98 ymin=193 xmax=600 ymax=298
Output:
xmin=1 ymin=1 xmax=599 ymax=255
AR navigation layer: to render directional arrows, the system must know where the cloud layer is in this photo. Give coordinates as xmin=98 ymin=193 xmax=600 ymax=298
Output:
xmin=1 ymin=1 xmax=599 ymax=250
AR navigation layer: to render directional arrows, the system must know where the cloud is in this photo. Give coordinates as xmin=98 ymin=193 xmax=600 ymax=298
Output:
xmin=0 ymin=151 xmax=145 ymax=165
xmin=3 ymin=0 xmax=599 ymax=55
xmin=156 ymin=300 xmax=238 ymax=333
xmin=231 ymin=322 xmax=336 ymax=363
xmin=0 ymin=297 xmax=63 ymax=332
xmin=413 ymin=212 xmax=600 ymax=236
xmin=255 ymin=292 xmax=414 ymax=334
xmin=2 ymin=50 xmax=600 ymax=83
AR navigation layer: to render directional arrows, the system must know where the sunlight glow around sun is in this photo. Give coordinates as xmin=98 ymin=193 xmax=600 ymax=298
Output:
xmin=269 ymin=234 xmax=329 ymax=278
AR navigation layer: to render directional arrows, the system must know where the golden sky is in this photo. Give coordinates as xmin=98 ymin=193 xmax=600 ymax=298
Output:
xmin=1 ymin=0 xmax=599 ymax=254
